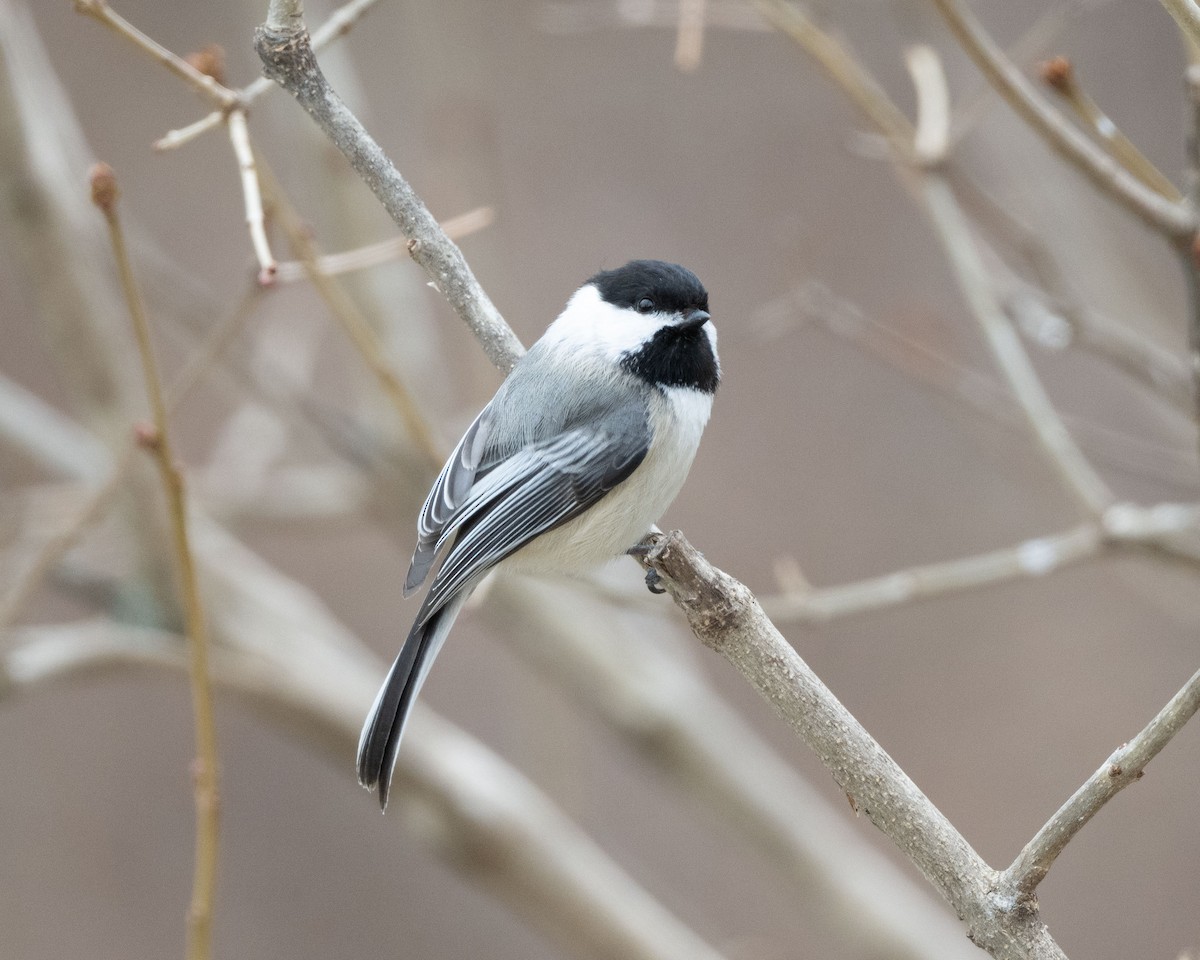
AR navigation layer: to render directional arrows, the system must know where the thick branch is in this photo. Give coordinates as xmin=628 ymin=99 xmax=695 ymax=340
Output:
xmin=640 ymin=531 xmax=1066 ymax=960
xmin=253 ymin=20 xmax=524 ymax=371
xmin=490 ymin=576 xmax=975 ymax=960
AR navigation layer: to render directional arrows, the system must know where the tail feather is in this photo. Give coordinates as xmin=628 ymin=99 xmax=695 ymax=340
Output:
xmin=357 ymin=591 xmax=470 ymax=809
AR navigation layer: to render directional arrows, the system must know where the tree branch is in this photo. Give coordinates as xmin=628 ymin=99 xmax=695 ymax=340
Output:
xmin=156 ymin=0 xmax=386 ymax=150
xmin=0 ymin=612 xmax=729 ymax=960
xmin=999 ymin=663 xmax=1200 ymax=901
xmin=929 ymin=0 xmax=1197 ymax=243
xmin=489 ymin=576 xmax=975 ymax=960
xmin=920 ymin=174 xmax=1115 ymax=515
xmin=91 ymin=164 xmax=221 ymax=960
xmin=253 ymin=17 xmax=524 ymax=372
xmin=639 ymin=531 xmax=1067 ymax=960
xmin=761 ymin=522 xmax=1103 ymax=623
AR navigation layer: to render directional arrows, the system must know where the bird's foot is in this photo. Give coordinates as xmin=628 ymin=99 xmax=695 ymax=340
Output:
xmin=627 ymin=539 xmax=667 ymax=595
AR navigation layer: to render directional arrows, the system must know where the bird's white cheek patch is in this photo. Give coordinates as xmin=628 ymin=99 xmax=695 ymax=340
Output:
xmin=542 ymin=285 xmax=662 ymax=362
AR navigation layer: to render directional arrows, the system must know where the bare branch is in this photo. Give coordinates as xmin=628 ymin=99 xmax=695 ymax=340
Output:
xmin=1038 ymin=56 xmax=1181 ymax=201
xmin=274 ymin=206 xmax=495 ymax=283
xmin=155 ymin=0 xmax=386 ymax=151
xmin=1000 ymin=664 xmax=1200 ymax=901
xmin=907 ymin=45 xmax=950 ymax=166
xmin=256 ymin=161 xmax=443 ymax=467
xmin=490 ymin=576 xmax=976 ymax=960
xmin=1159 ymin=0 xmax=1200 ymax=50
xmin=755 ymin=0 xmax=914 ymax=151
xmin=929 ymin=0 xmax=1197 ymax=242
xmin=72 ymin=0 xmax=239 ymax=110
xmin=226 ymin=109 xmax=277 ymax=284
xmin=1003 ymin=287 xmax=1194 ymax=415
xmin=0 ymin=287 xmax=262 ymax=629
xmin=673 ymin=0 xmax=706 ymax=72
xmin=638 ymin=531 xmax=1067 ymax=960
xmin=254 ymin=17 xmax=524 ymax=371
xmin=91 ymin=163 xmax=221 ymax=960
xmin=0 ymin=611 xmax=731 ymax=960
xmin=919 ymin=173 xmax=1116 ymax=514
xmin=761 ymin=522 xmax=1103 ymax=623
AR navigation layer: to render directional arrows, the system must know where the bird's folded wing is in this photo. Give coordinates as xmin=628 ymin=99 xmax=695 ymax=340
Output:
xmin=417 ymin=414 xmax=650 ymax=622
xmin=405 ymin=400 xmax=497 ymax=595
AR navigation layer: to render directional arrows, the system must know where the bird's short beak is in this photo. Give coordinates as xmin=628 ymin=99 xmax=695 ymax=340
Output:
xmin=679 ymin=308 xmax=711 ymax=330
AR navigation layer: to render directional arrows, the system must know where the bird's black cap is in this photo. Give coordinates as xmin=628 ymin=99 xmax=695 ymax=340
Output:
xmin=588 ymin=260 xmax=709 ymax=315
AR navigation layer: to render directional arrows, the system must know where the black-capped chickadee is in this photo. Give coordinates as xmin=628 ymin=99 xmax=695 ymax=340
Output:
xmin=357 ymin=260 xmax=719 ymax=808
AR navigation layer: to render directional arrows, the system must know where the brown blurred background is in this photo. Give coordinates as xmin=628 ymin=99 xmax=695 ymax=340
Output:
xmin=3 ymin=1 xmax=1199 ymax=958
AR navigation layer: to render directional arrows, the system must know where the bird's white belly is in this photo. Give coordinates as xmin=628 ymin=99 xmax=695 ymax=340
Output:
xmin=503 ymin=387 xmax=711 ymax=574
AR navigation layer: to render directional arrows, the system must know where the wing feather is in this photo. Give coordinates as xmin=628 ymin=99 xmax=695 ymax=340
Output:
xmin=404 ymin=399 xmax=498 ymax=595
xmin=418 ymin=409 xmax=649 ymax=620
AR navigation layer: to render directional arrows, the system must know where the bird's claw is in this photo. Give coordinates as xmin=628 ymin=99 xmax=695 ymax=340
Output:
xmin=627 ymin=540 xmax=666 ymax=594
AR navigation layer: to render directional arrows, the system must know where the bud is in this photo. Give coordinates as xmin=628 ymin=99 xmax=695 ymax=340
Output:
xmin=185 ymin=44 xmax=226 ymax=86
xmin=134 ymin=421 xmax=161 ymax=450
xmin=1039 ymin=56 xmax=1073 ymax=93
xmin=89 ymin=162 xmax=119 ymax=214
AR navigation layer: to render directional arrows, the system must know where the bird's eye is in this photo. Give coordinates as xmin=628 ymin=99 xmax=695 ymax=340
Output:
xmin=636 ymin=297 xmax=655 ymax=314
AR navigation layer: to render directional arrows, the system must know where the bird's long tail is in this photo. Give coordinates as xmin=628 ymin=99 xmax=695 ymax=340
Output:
xmin=357 ymin=590 xmax=471 ymax=809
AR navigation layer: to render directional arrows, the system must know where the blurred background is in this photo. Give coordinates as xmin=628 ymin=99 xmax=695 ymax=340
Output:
xmin=2 ymin=0 xmax=1198 ymax=958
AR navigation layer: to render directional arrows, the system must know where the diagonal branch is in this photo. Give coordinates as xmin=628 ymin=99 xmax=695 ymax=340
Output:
xmin=489 ymin=576 xmax=975 ymax=960
xmin=72 ymin=0 xmax=239 ymax=109
xmin=999 ymin=664 xmax=1200 ymax=902
xmin=929 ymin=0 xmax=1197 ymax=243
xmin=156 ymin=0 xmax=386 ymax=150
xmin=253 ymin=16 xmax=524 ymax=372
xmin=638 ymin=530 xmax=1067 ymax=960
xmin=0 ymin=618 xmax=730 ymax=960
xmin=920 ymin=174 xmax=1115 ymax=514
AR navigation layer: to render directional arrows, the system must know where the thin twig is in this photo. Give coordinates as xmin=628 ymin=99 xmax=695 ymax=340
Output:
xmin=999 ymin=664 xmax=1200 ymax=902
xmin=907 ymin=45 xmax=950 ymax=166
xmin=755 ymin=0 xmax=914 ymax=152
xmin=900 ymin=48 xmax=1115 ymax=513
xmin=226 ymin=110 xmax=277 ymax=284
xmin=274 ymin=206 xmax=495 ymax=284
xmin=155 ymin=0 xmax=386 ymax=151
xmin=1159 ymin=0 xmax=1200 ymax=50
xmin=762 ymin=503 xmax=1200 ymax=622
xmin=72 ymin=0 xmax=239 ymax=110
xmin=0 ymin=286 xmax=263 ymax=631
xmin=0 ymin=446 xmax=134 ymax=629
xmin=947 ymin=4 xmax=1074 ymax=150
xmin=920 ymin=174 xmax=1116 ymax=514
xmin=1038 ymin=57 xmax=1181 ymax=200
xmin=256 ymin=160 xmax=443 ymax=468
xmin=90 ymin=164 xmax=220 ymax=960
xmin=254 ymin=18 xmax=524 ymax=371
xmin=929 ymin=0 xmax=1196 ymax=242
xmin=998 ymin=283 xmax=1193 ymax=418
xmin=1184 ymin=65 xmax=1200 ymax=449
xmin=761 ymin=522 xmax=1103 ymax=623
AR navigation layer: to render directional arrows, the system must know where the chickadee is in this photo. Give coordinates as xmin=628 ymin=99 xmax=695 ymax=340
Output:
xmin=357 ymin=259 xmax=719 ymax=808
